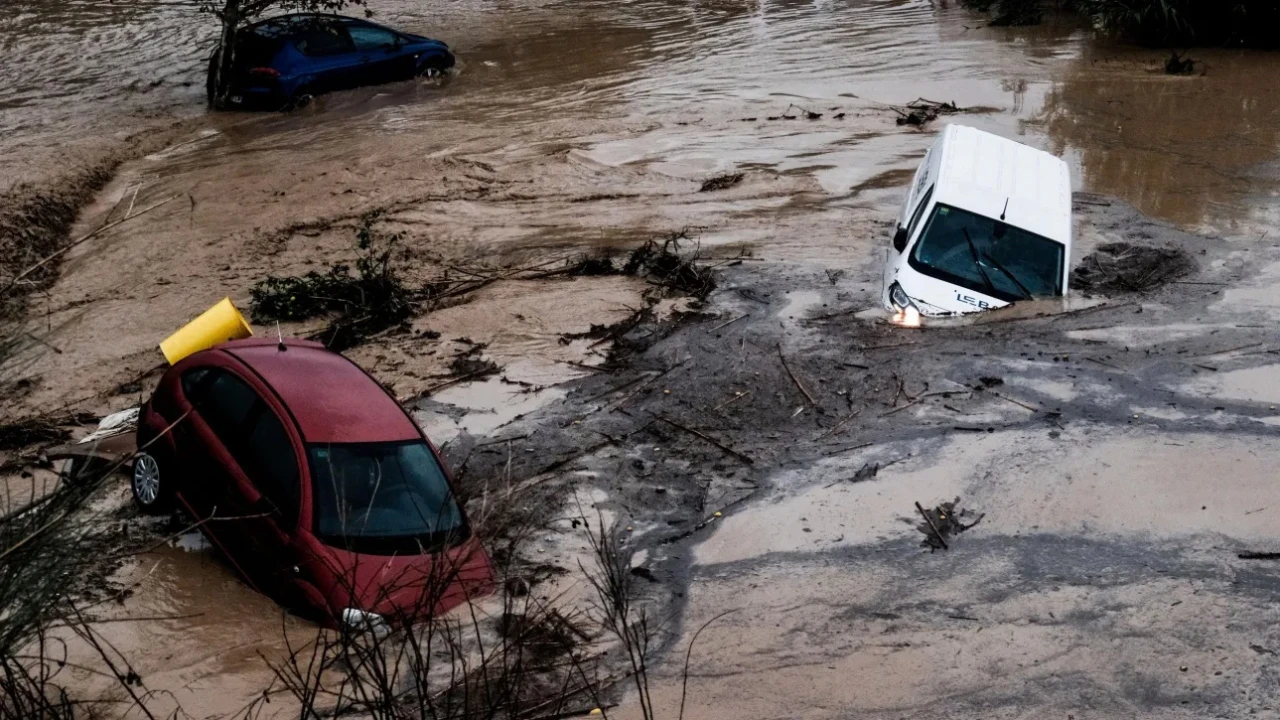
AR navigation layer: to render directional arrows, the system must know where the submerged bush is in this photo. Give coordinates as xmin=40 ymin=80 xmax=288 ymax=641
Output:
xmin=250 ymin=214 xmax=413 ymax=351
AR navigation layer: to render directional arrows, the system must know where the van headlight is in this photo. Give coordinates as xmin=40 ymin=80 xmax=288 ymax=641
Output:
xmin=889 ymin=282 xmax=916 ymax=312
xmin=341 ymin=608 xmax=390 ymax=636
xmin=888 ymin=283 xmax=922 ymax=328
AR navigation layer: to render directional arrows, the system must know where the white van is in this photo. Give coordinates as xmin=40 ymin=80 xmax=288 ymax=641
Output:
xmin=882 ymin=125 xmax=1072 ymax=324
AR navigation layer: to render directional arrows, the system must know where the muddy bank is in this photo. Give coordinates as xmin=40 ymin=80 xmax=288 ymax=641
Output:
xmin=0 ymin=119 xmax=207 ymax=324
xmin=443 ymin=196 xmax=1280 ymax=718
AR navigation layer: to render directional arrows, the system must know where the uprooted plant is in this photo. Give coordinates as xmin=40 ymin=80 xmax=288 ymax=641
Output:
xmin=250 ymin=213 xmax=417 ymax=351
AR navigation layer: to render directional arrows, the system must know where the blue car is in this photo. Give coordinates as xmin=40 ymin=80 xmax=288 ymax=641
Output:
xmin=208 ymin=14 xmax=454 ymax=110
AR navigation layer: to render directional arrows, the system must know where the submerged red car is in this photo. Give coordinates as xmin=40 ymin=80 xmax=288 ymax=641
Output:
xmin=134 ymin=337 xmax=492 ymax=628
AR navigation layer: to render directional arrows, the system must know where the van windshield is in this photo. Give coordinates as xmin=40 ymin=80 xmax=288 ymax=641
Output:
xmin=909 ymin=204 xmax=1065 ymax=303
xmin=309 ymin=441 xmax=467 ymax=555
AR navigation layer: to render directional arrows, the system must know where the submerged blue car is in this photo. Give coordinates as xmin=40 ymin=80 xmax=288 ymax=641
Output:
xmin=208 ymin=13 xmax=454 ymax=110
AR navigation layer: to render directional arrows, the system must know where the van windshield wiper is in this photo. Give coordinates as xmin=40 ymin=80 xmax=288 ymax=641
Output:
xmin=961 ymin=228 xmax=997 ymax=296
xmin=981 ymin=251 xmax=1033 ymax=300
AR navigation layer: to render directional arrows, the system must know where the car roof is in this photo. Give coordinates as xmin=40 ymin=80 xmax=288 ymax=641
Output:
xmin=217 ymin=338 xmax=421 ymax=444
xmin=246 ymin=13 xmax=387 ymax=35
xmin=932 ymin=124 xmax=1072 ymax=246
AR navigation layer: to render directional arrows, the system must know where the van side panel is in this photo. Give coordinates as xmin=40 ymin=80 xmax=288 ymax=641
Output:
xmin=898 ymin=130 xmax=945 ymax=230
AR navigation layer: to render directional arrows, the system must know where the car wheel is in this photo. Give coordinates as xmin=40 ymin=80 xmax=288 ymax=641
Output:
xmin=283 ymin=91 xmax=314 ymax=112
xmin=131 ymin=451 xmax=172 ymax=514
xmin=417 ymin=56 xmax=450 ymax=78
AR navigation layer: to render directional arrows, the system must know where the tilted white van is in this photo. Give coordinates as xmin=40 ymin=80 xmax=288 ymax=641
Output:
xmin=882 ymin=124 xmax=1072 ymax=325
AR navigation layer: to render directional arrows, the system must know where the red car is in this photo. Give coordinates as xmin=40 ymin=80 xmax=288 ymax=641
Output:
xmin=134 ymin=337 xmax=493 ymax=628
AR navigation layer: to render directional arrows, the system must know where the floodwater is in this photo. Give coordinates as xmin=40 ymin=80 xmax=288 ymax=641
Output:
xmin=8 ymin=0 xmax=1280 ymax=716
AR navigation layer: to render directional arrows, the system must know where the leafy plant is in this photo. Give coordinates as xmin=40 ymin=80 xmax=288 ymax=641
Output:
xmin=249 ymin=214 xmax=413 ymax=350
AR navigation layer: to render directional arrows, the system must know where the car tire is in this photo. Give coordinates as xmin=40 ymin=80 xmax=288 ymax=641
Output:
xmin=417 ymin=56 xmax=451 ymax=78
xmin=285 ymin=91 xmax=314 ymax=112
xmin=131 ymin=451 xmax=172 ymax=514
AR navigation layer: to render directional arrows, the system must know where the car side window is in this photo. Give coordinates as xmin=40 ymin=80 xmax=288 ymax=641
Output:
xmin=199 ymin=371 xmax=259 ymax=441
xmin=191 ymin=369 xmax=300 ymax=526
xmin=295 ymin=23 xmax=354 ymax=56
xmin=181 ymin=368 xmax=213 ymax=404
xmin=348 ymin=25 xmax=400 ymax=51
xmin=243 ymin=407 xmax=300 ymax=527
xmin=906 ymin=186 xmax=935 ymax=240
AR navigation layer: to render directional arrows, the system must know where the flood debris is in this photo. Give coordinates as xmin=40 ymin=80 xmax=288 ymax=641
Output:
xmin=1237 ymin=551 xmax=1280 ymax=560
xmin=450 ymin=344 xmax=500 ymax=378
xmin=249 ymin=214 xmax=413 ymax=350
xmin=894 ymin=98 xmax=968 ymax=127
xmin=763 ymin=103 xmax=824 ymax=121
xmin=699 ymin=173 xmax=744 ymax=193
xmin=0 ymin=417 xmax=74 ymax=453
xmin=1071 ymin=242 xmax=1194 ymax=295
xmin=622 ymin=232 xmax=718 ymax=299
xmin=915 ymin=498 xmax=984 ymax=551
xmin=961 ymin=0 xmax=1043 ymax=26
xmin=1165 ymin=51 xmax=1199 ymax=75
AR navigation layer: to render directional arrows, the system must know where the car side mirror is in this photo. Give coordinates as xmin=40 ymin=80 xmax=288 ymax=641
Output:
xmin=892 ymin=226 xmax=908 ymax=253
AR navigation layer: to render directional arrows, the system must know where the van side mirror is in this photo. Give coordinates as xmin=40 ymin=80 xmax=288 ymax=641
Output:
xmin=892 ymin=227 xmax=908 ymax=253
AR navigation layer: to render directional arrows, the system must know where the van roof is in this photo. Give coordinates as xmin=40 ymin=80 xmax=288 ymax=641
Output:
xmin=933 ymin=125 xmax=1071 ymax=245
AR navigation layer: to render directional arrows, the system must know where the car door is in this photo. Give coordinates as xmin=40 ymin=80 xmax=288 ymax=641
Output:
xmin=186 ymin=367 xmax=302 ymax=590
xmin=291 ymin=20 xmax=359 ymax=93
xmin=232 ymin=390 xmax=313 ymax=599
xmin=180 ymin=366 xmax=266 ymax=585
xmin=345 ymin=22 xmax=416 ymax=84
xmin=172 ymin=366 xmax=227 ymax=522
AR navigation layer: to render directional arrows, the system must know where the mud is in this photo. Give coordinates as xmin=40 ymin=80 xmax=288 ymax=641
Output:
xmin=1072 ymin=241 xmax=1195 ymax=295
xmin=7 ymin=0 xmax=1280 ymax=716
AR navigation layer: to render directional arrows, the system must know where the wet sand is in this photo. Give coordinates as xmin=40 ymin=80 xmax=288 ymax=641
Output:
xmin=6 ymin=0 xmax=1280 ymax=716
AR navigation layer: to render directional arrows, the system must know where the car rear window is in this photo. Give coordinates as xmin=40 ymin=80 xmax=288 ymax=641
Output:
xmin=232 ymin=31 xmax=283 ymax=69
xmin=308 ymin=441 xmax=466 ymax=555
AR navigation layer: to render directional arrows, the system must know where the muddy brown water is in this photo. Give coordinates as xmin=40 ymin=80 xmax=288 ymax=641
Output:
xmin=7 ymin=0 xmax=1280 ymax=716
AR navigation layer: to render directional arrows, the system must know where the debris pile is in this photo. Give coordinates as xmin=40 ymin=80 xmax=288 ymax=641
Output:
xmin=915 ymin=498 xmax=984 ymax=551
xmin=1165 ymin=51 xmax=1199 ymax=75
xmin=700 ymin=173 xmax=744 ymax=193
xmin=622 ymin=233 xmax=717 ymax=299
xmin=449 ymin=343 xmax=500 ymax=378
xmin=894 ymin=98 xmax=969 ymax=127
xmin=249 ymin=216 xmax=413 ymax=350
xmin=1071 ymin=241 xmax=1194 ymax=295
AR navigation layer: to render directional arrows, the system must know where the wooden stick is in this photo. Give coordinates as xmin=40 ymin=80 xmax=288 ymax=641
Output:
xmin=916 ymin=501 xmax=948 ymax=550
xmin=656 ymin=415 xmax=754 ymax=465
xmin=991 ymin=391 xmax=1038 ymax=413
xmin=712 ymin=390 xmax=751 ymax=412
xmin=778 ymin=343 xmax=817 ymax=405
xmin=814 ymin=408 xmax=862 ymax=439
xmin=880 ymin=398 xmax=922 ymax=417
xmin=712 ymin=314 xmax=748 ymax=331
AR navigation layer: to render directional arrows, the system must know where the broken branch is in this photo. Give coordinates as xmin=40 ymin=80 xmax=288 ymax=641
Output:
xmin=778 ymin=343 xmax=817 ymax=405
xmin=915 ymin=501 xmax=949 ymax=550
xmin=656 ymin=415 xmax=754 ymax=465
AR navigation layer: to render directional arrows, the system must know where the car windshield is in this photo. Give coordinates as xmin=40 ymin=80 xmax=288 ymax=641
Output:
xmin=309 ymin=441 xmax=467 ymax=555
xmin=908 ymin=203 xmax=1065 ymax=303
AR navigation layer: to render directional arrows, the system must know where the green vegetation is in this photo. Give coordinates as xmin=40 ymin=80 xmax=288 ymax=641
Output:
xmin=962 ymin=0 xmax=1280 ymax=47
xmin=249 ymin=214 xmax=413 ymax=350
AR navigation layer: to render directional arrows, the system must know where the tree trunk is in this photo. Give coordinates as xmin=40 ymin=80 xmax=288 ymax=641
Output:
xmin=211 ymin=0 xmax=243 ymax=109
